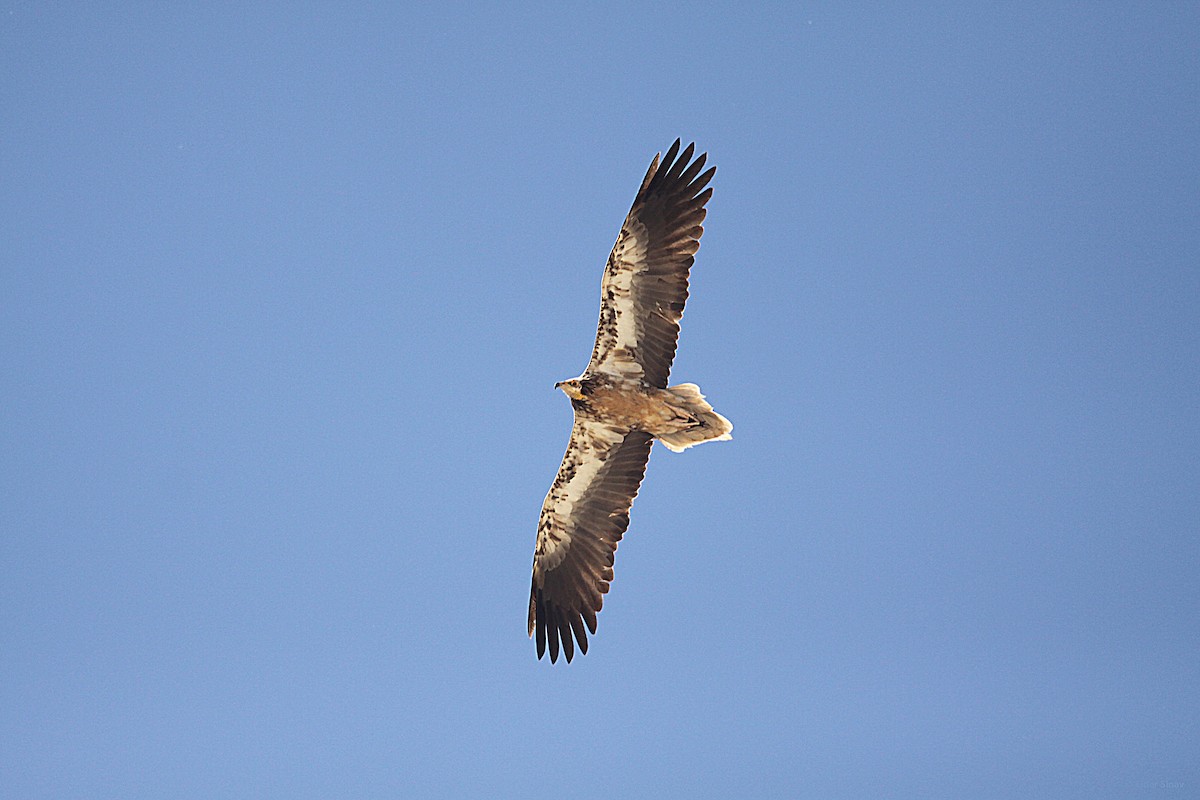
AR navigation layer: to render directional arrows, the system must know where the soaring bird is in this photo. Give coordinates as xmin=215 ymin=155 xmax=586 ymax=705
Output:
xmin=529 ymin=140 xmax=732 ymax=663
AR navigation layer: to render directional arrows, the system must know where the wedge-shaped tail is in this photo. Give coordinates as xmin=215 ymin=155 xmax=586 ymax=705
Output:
xmin=657 ymin=383 xmax=733 ymax=453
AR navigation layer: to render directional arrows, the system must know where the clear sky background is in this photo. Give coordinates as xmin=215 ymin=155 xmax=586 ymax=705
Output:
xmin=3 ymin=4 xmax=1197 ymax=798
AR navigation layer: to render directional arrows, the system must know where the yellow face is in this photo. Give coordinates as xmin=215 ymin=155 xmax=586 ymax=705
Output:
xmin=555 ymin=379 xmax=585 ymax=400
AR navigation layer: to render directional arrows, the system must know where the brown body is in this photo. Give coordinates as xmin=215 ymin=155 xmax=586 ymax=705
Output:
xmin=565 ymin=377 xmax=696 ymax=438
xmin=557 ymin=374 xmax=731 ymax=455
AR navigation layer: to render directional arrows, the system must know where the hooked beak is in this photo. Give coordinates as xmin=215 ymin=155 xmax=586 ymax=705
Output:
xmin=555 ymin=380 xmax=585 ymax=400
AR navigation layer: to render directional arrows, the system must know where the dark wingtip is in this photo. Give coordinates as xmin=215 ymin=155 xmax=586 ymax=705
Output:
xmin=562 ymin=637 xmax=574 ymax=663
xmin=660 ymin=139 xmax=682 ymax=174
xmin=547 ymin=619 xmax=560 ymax=663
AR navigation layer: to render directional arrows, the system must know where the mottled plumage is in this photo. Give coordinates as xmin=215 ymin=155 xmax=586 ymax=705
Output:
xmin=529 ymin=140 xmax=733 ymax=663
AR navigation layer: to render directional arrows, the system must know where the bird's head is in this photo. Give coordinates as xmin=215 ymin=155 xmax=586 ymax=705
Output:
xmin=555 ymin=378 xmax=586 ymax=401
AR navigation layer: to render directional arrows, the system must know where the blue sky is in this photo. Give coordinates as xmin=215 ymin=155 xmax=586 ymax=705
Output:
xmin=2 ymin=4 xmax=1197 ymax=797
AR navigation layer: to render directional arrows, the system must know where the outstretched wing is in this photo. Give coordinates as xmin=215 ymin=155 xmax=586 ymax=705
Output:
xmin=529 ymin=420 xmax=654 ymax=663
xmin=587 ymin=139 xmax=715 ymax=388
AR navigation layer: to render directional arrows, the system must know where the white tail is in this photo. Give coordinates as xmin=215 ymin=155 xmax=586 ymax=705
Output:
xmin=656 ymin=383 xmax=734 ymax=453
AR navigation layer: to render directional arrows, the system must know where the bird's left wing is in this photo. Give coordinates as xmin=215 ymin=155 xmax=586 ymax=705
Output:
xmin=529 ymin=420 xmax=654 ymax=663
xmin=586 ymin=139 xmax=715 ymax=388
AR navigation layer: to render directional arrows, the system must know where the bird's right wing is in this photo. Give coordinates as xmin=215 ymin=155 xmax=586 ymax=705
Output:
xmin=529 ymin=419 xmax=654 ymax=663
